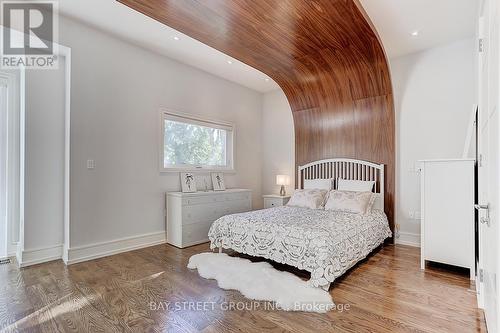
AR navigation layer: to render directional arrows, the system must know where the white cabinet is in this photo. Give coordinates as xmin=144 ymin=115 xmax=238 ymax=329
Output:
xmin=166 ymin=189 xmax=252 ymax=248
xmin=420 ymin=159 xmax=475 ymax=279
xmin=263 ymin=195 xmax=290 ymax=208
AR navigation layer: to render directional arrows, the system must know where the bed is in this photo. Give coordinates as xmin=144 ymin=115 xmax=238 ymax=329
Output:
xmin=208 ymin=158 xmax=392 ymax=290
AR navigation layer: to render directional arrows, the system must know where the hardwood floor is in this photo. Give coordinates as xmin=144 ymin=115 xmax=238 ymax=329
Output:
xmin=0 ymin=244 xmax=486 ymax=332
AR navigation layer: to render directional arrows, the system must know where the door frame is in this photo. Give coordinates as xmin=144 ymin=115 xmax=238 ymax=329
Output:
xmin=7 ymin=28 xmax=72 ymax=267
xmin=0 ymin=70 xmax=20 ymax=258
xmin=475 ymin=1 xmax=499 ymax=332
xmin=476 ymin=0 xmax=486 ymax=311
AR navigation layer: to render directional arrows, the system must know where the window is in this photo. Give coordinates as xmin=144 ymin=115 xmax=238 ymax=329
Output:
xmin=161 ymin=111 xmax=234 ymax=171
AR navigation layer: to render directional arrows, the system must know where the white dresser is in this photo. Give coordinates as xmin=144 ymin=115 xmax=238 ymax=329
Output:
xmin=420 ymin=159 xmax=475 ymax=279
xmin=166 ymin=189 xmax=252 ymax=248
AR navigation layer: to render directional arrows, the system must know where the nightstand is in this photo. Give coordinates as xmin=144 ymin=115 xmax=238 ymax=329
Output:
xmin=263 ymin=194 xmax=291 ymax=208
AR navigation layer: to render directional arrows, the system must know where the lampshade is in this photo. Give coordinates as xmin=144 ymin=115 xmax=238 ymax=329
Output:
xmin=276 ymin=175 xmax=290 ymax=186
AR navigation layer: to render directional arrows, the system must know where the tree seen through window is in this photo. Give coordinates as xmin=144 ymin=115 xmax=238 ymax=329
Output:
xmin=164 ymin=119 xmax=227 ymax=167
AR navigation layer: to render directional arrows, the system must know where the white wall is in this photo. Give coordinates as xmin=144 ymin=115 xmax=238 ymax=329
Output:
xmin=391 ymin=38 xmax=475 ymax=245
xmin=261 ymin=90 xmax=294 ymax=195
xmin=260 ymin=39 xmax=475 ymax=246
xmin=59 ymin=17 xmax=263 ymax=248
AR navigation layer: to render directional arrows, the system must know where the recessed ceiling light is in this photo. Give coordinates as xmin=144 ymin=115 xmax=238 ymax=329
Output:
xmin=173 ymin=36 xmax=180 ymax=41
xmin=227 ymin=60 xmax=233 ymax=64
xmin=411 ymin=31 xmax=419 ymax=37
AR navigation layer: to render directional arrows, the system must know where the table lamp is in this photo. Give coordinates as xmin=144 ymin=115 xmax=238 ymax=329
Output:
xmin=276 ymin=175 xmax=290 ymax=196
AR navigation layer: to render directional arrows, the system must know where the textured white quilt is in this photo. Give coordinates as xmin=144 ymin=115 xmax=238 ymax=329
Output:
xmin=208 ymin=206 xmax=392 ymax=288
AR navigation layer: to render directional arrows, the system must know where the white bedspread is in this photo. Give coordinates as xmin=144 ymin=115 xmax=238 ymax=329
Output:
xmin=208 ymin=206 xmax=392 ymax=288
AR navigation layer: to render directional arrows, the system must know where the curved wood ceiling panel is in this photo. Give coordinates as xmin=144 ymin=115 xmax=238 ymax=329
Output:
xmin=118 ymin=0 xmax=395 ymax=236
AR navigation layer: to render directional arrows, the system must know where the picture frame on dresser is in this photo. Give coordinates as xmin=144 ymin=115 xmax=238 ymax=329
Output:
xmin=211 ymin=172 xmax=226 ymax=191
xmin=180 ymin=172 xmax=197 ymax=193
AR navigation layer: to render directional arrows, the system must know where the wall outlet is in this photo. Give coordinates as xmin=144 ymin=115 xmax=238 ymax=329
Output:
xmin=408 ymin=210 xmax=422 ymax=220
xmin=87 ymin=159 xmax=96 ymax=169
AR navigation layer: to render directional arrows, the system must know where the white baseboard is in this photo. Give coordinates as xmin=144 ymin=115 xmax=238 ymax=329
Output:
xmin=17 ymin=244 xmax=63 ymax=267
xmin=395 ymin=231 xmax=421 ymax=247
xmin=7 ymin=241 xmax=18 ymax=257
xmin=66 ymin=231 xmax=166 ymax=265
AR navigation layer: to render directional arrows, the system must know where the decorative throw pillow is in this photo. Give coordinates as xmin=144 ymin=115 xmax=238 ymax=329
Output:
xmin=286 ymin=189 xmax=328 ymax=209
xmin=304 ymin=178 xmax=333 ymax=190
xmin=337 ymin=178 xmax=375 ymax=192
xmin=324 ymin=190 xmax=376 ymax=214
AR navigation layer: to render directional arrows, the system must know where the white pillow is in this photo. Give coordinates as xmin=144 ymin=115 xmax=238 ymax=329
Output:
xmin=337 ymin=178 xmax=375 ymax=192
xmin=324 ymin=190 xmax=376 ymax=214
xmin=304 ymin=178 xmax=333 ymax=190
xmin=287 ymin=189 xmax=328 ymax=209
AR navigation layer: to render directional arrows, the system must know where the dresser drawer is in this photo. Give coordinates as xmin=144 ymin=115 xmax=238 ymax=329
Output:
xmin=182 ymin=191 xmax=251 ymax=206
xmin=226 ymin=199 xmax=252 ymax=214
xmin=182 ymin=199 xmax=251 ymax=225
xmin=182 ymin=195 xmax=220 ymax=206
xmin=230 ymin=192 xmax=252 ymax=202
xmin=263 ymin=196 xmax=290 ymax=209
xmin=182 ymin=221 xmax=212 ymax=246
xmin=182 ymin=203 xmax=224 ymax=225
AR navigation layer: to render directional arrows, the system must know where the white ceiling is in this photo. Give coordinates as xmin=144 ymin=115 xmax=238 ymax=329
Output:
xmin=60 ymin=0 xmax=478 ymax=93
xmin=359 ymin=0 xmax=478 ymax=58
xmin=59 ymin=0 xmax=280 ymax=93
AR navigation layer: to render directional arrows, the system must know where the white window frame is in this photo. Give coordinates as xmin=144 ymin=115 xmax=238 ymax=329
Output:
xmin=159 ymin=109 xmax=235 ymax=172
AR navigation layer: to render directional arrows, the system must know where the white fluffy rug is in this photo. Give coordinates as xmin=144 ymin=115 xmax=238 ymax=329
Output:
xmin=187 ymin=253 xmax=334 ymax=313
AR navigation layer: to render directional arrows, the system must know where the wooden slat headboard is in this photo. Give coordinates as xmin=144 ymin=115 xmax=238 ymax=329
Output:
xmin=298 ymin=158 xmax=385 ymax=211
